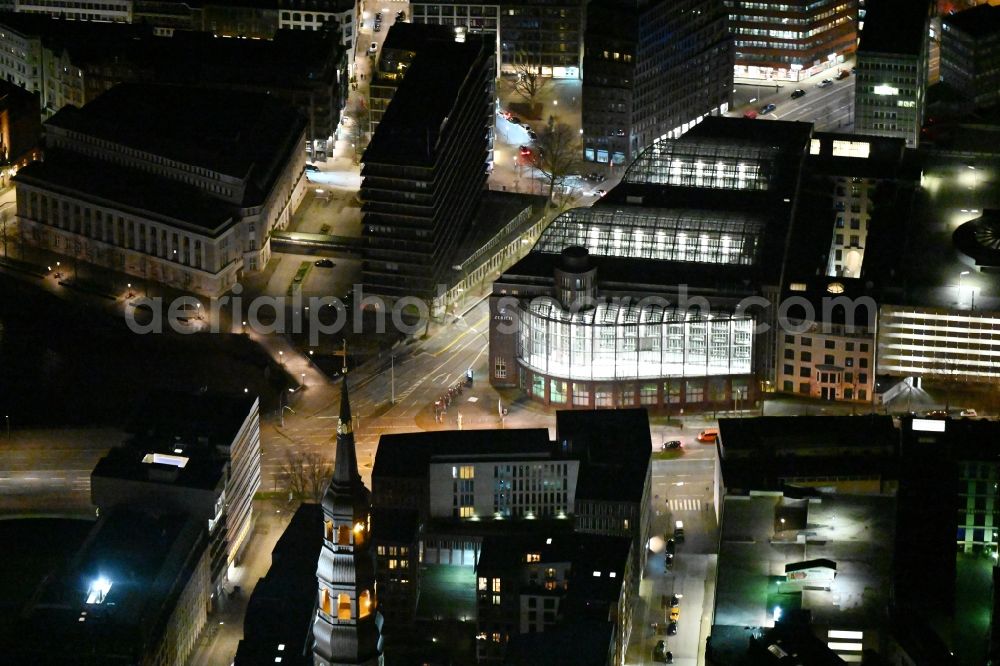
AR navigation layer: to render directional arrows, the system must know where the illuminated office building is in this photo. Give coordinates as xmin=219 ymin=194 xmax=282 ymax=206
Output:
xmin=490 ymin=117 xmax=814 ymax=409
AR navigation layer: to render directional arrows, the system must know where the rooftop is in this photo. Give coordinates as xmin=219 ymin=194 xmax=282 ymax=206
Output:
xmin=504 ymin=621 xmax=613 ymax=666
xmin=126 ymin=390 xmax=258 ymax=450
xmin=858 ymin=0 xmax=928 ymax=56
xmin=372 ymin=428 xmax=554 ymax=479
xmin=363 ymin=33 xmax=488 ymax=166
xmin=943 ymin=3 xmax=1000 ymax=39
xmin=11 ymin=507 xmax=206 ymax=665
xmin=556 ymin=409 xmax=651 ymax=503
xmin=45 ymin=83 xmax=305 ymax=200
xmin=234 ymin=503 xmax=322 ymax=666
xmin=14 ymin=150 xmax=236 ymax=235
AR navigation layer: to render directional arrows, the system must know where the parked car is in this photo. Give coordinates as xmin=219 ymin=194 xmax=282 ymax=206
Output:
xmin=669 ymin=607 xmax=680 ymax=622
xmin=305 ymin=163 xmax=320 ymax=172
xmin=368 ymin=41 xmax=378 ymax=55
xmin=743 ymin=110 xmax=758 ymax=119
xmin=818 ymin=78 xmax=833 ymax=88
xmin=526 ymin=128 xmax=538 ymax=141
xmin=697 ymin=428 xmax=719 ymax=443
xmin=759 ymin=103 xmax=776 ymax=115
xmin=670 ymin=593 xmax=682 ymax=606
xmin=519 ymin=145 xmax=532 ymax=158
xmin=314 ymin=259 xmax=334 ymax=268
xmin=836 ymin=69 xmax=850 ymax=80
xmin=674 ymin=520 xmax=685 ymax=543
xmin=373 ymin=22 xmax=381 ymax=32
xmin=661 ymin=440 xmax=682 ymax=450
xmin=666 ymin=538 xmax=676 ymax=555
xmin=396 ymin=10 xmax=405 ymax=20
xmin=585 ymin=172 xmax=606 ymax=182
xmin=790 ymin=88 xmax=806 ymax=99
xmin=961 ymin=408 xmax=978 ymax=417
xmin=667 ymin=621 xmax=677 ymax=635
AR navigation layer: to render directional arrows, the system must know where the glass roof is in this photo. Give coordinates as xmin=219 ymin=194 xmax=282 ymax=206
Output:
xmin=624 ymin=136 xmax=779 ymax=191
xmin=533 ymin=207 xmax=763 ymax=265
xmin=527 ymin=297 xmax=738 ymax=325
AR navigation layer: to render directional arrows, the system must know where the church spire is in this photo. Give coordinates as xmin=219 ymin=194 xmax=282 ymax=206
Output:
xmin=333 ymin=376 xmax=361 ymax=489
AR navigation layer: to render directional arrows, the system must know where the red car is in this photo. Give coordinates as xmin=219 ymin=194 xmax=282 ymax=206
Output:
xmin=743 ymin=110 xmax=758 ymax=119
xmin=835 ymin=69 xmax=850 ymax=80
xmin=519 ymin=145 xmax=533 ymax=158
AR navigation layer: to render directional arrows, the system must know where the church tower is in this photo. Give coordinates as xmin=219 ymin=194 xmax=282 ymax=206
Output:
xmin=313 ymin=377 xmax=384 ymax=666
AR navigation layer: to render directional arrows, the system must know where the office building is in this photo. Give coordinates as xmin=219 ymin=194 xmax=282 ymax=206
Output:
xmin=941 ymin=3 xmax=1000 ymax=109
xmin=92 ymin=391 xmax=262 ymax=582
xmin=726 ymin=0 xmax=858 ymax=81
xmin=361 ymin=28 xmax=493 ymax=299
xmin=854 ymin=0 xmax=930 ymax=147
xmin=630 ymin=0 xmax=733 ymax=157
xmin=475 ymin=533 xmax=635 ymax=664
xmin=14 ymin=83 xmax=307 ymax=295
xmin=499 ymin=0 xmax=585 ymax=78
xmin=491 ymin=117 xmax=815 ymax=409
xmin=411 ymin=0 xmax=501 ymax=73
xmin=10 ymin=0 xmax=132 ymax=22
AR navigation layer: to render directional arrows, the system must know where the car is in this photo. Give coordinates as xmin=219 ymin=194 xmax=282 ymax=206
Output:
xmin=790 ymin=88 xmax=806 ymax=99
xmin=697 ymin=428 xmax=719 ymax=443
xmin=396 ymin=10 xmax=405 ymax=19
xmin=836 ymin=69 xmax=850 ymax=80
xmin=670 ymin=593 xmax=682 ymax=606
xmin=667 ymin=621 xmax=677 ymax=635
xmin=961 ymin=408 xmax=979 ymax=417
xmin=508 ymin=115 xmax=522 ymax=125
xmin=743 ymin=110 xmax=758 ymax=119
xmin=585 ymin=172 xmax=606 ymax=183
xmin=669 ymin=607 xmax=680 ymax=622
xmin=373 ymin=22 xmax=381 ymax=31
xmin=519 ymin=145 xmax=532 ymax=157
xmin=661 ymin=440 xmax=682 ymax=450
xmin=314 ymin=259 xmax=334 ymax=268
xmin=305 ymin=164 xmax=320 ymax=172
xmin=666 ymin=538 xmax=676 ymax=555
xmin=368 ymin=41 xmax=378 ymax=55
xmin=594 ymin=189 xmax=607 ymax=197
xmin=818 ymin=78 xmax=833 ymax=88
xmin=674 ymin=520 xmax=685 ymax=543
xmin=665 ymin=552 xmax=674 ymax=568
xmin=759 ymin=103 xmax=776 ymax=115
xmin=665 ymin=651 xmax=673 ymax=664
xmin=526 ymin=128 xmax=538 ymax=141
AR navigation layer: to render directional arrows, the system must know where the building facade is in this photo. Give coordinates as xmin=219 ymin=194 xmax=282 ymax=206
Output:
xmin=14 ymin=83 xmax=307 ymax=295
xmin=853 ymin=0 xmax=929 ymax=147
xmin=581 ymin=1 xmax=635 ymax=166
xmin=725 ymin=0 xmax=858 ymax=81
xmin=0 ymin=79 xmax=41 ymax=187
xmin=499 ymin=0 xmax=585 ymax=78
xmin=278 ymin=0 xmax=356 ymax=68
xmin=361 ymin=30 xmax=493 ymax=299
xmin=941 ymin=3 xmax=1000 ymax=109
xmin=630 ymin=0 xmax=733 ymax=156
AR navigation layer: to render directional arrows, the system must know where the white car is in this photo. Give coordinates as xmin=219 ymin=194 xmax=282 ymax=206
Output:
xmin=368 ymin=41 xmax=378 ymax=55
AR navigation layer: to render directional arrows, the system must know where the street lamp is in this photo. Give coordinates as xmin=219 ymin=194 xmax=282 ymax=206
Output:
xmin=959 ymin=270 xmax=970 ymax=308
xmin=279 ymin=350 xmax=284 ymax=366
xmin=127 ymin=283 xmax=133 ymax=298
xmin=301 ymin=372 xmax=306 ymax=387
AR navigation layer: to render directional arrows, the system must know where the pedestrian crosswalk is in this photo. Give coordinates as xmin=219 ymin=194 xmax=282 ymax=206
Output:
xmin=668 ymin=498 xmax=702 ymax=512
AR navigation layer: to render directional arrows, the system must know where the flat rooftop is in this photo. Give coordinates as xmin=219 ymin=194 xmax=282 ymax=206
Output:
xmin=859 ymin=0 xmax=927 ymax=56
xmin=126 ymin=390 xmax=257 ymax=450
xmin=372 ymin=428 xmax=553 ymax=479
xmin=713 ymin=493 xmax=895 ymax=646
xmin=14 ymin=150 xmax=236 ymax=236
xmin=45 ymin=83 xmax=305 ymax=202
xmin=557 ymin=409 xmax=651 ymax=503
xmin=943 ymin=3 xmax=1000 ymax=39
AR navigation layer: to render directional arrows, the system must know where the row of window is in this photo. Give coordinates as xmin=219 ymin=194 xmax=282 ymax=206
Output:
xmin=784 ymin=335 xmax=870 ymax=352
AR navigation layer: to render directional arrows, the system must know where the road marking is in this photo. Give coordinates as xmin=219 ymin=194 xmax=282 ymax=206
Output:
xmin=668 ymin=498 xmax=702 ymax=512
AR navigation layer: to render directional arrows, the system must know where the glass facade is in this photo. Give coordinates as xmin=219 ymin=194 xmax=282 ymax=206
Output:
xmin=624 ymin=137 xmax=777 ymax=191
xmin=518 ymin=299 xmax=753 ymax=381
xmin=533 ymin=208 xmax=763 ymax=265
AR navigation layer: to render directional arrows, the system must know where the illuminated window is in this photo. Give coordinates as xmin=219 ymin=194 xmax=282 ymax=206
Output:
xmin=325 ymin=521 xmax=333 ymax=541
xmin=359 ymin=590 xmax=372 ymax=618
xmin=873 ymin=84 xmax=898 ymax=96
xmin=810 ymin=139 xmax=821 ymax=155
xmin=460 ymin=506 xmax=474 ymax=518
xmin=831 ymin=141 xmax=870 ymax=159
xmin=492 ymin=594 xmax=501 ymax=605
xmin=478 ymin=577 xmax=488 ymax=591
xmin=459 ymin=466 xmax=474 ymax=479
xmin=337 ymin=593 xmax=351 ymax=620
xmin=526 ymin=552 xmax=541 ymax=562
xmin=320 ymin=588 xmax=331 ymax=615
xmin=492 ymin=578 xmax=501 ymax=593
xmin=790 ymin=283 xmax=807 ymax=292
xmin=337 ymin=525 xmax=350 ymax=545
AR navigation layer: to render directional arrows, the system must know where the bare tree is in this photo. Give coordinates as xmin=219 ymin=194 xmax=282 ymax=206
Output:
xmin=511 ymin=52 xmax=549 ymax=107
xmin=532 ymin=117 xmax=582 ymax=205
xmin=350 ymin=104 xmax=370 ymax=164
xmin=278 ymin=450 xmax=333 ymax=503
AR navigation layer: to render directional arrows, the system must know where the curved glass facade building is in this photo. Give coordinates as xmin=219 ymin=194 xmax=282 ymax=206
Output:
xmin=488 ymin=117 xmax=814 ymax=410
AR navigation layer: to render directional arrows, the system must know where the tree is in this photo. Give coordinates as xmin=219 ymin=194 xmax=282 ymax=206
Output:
xmin=278 ymin=450 xmax=333 ymax=503
xmin=532 ymin=117 xmax=582 ymax=205
xmin=349 ymin=104 xmax=370 ymax=164
xmin=511 ymin=52 xmax=549 ymax=107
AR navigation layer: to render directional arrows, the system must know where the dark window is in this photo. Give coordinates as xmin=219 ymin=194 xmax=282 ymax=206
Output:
xmin=860 ymin=343 xmax=869 ymax=352
xmin=846 ymin=342 xmax=855 ymax=351
xmin=825 ymin=340 xmax=835 ymax=349
xmin=783 ymin=380 xmax=793 ymax=391
xmin=824 ymin=354 xmax=835 ymax=365
xmin=860 ymin=357 xmax=869 ymax=368
xmin=801 ymin=351 xmax=812 ymax=362
xmin=783 ymin=364 xmax=794 ymax=375
xmin=799 ymin=367 xmax=811 ymax=377
xmin=800 ymin=337 xmax=812 ymax=346
xmin=859 ymin=373 xmax=868 ymax=383
xmin=799 ymin=382 xmax=810 ymax=393
xmin=784 ymin=349 xmax=794 ymax=359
